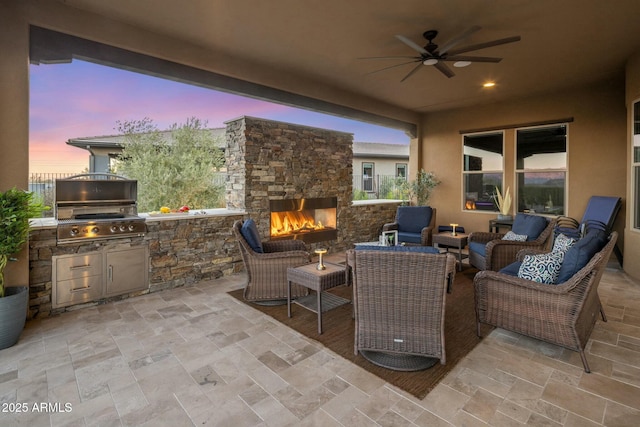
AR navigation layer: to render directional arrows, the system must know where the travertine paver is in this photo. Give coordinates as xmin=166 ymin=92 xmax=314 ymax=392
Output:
xmin=1 ymin=260 xmax=639 ymax=426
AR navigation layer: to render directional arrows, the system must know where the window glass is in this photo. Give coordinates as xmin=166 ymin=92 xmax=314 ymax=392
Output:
xmin=362 ymin=162 xmax=374 ymax=192
xmin=396 ymin=163 xmax=407 ymax=178
xmin=633 ymin=101 xmax=640 ymax=228
xmin=516 ymin=125 xmax=567 ymax=215
xmin=463 ymin=132 xmax=503 ymax=211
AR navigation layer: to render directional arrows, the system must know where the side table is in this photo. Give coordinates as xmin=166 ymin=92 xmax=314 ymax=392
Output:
xmin=287 ymin=262 xmax=350 ymax=334
xmin=489 ymin=218 xmax=514 ymax=233
xmin=433 ymin=232 xmax=468 ymax=271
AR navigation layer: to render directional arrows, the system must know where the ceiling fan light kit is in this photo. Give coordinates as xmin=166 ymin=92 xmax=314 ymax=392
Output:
xmin=362 ymin=27 xmax=521 ymax=82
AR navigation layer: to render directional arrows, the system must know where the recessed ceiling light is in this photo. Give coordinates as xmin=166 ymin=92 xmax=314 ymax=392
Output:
xmin=483 ymin=82 xmax=496 ymax=88
xmin=453 ymin=61 xmax=471 ymax=68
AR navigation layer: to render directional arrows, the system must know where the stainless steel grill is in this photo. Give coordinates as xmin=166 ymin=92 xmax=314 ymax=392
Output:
xmin=55 ymin=173 xmax=146 ymax=243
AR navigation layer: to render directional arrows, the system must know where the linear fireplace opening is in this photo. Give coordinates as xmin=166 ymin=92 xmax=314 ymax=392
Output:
xmin=270 ymin=197 xmax=337 ymax=243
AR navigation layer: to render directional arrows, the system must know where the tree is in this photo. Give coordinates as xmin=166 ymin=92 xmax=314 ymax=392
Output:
xmin=399 ymin=169 xmax=441 ymax=206
xmin=114 ymin=117 xmax=225 ymax=212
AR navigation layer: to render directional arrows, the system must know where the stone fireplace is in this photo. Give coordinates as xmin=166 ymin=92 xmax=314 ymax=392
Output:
xmin=224 ymin=116 xmax=352 ymax=251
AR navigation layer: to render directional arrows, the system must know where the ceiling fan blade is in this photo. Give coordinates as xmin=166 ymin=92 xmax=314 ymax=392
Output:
xmin=366 ymin=59 xmax=421 ymax=75
xmin=438 ymin=25 xmax=481 ymax=54
xmin=400 ymin=63 xmax=424 ymax=82
xmin=358 ymin=56 xmax=420 ymax=60
xmin=434 ymin=61 xmax=455 ymax=78
xmin=395 ymin=34 xmax=429 ymax=55
xmin=447 ymin=36 xmax=521 ymax=55
xmin=443 ymin=55 xmax=503 ymax=63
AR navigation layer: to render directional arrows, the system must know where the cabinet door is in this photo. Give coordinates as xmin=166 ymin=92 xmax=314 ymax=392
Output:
xmin=105 ymin=246 xmax=149 ymax=297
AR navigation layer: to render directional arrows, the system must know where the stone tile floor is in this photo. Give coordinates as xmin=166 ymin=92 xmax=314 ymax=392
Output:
xmin=1 ymin=259 xmax=639 ymax=426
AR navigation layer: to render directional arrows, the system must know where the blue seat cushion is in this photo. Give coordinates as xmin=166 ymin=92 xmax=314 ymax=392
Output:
xmin=397 ymin=231 xmax=422 ymax=244
xmin=355 ymin=244 xmax=440 ymax=254
xmin=240 ymin=219 xmax=263 ymax=253
xmin=469 ymin=241 xmax=487 ymax=257
xmin=556 ymin=230 xmax=608 ymax=283
xmin=396 ymin=206 xmax=433 ymax=234
xmin=512 ymin=214 xmax=549 ymax=241
xmin=499 ymin=261 xmax=522 ymax=277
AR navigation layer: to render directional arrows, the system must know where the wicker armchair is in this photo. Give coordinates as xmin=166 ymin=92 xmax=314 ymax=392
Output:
xmin=382 ymin=206 xmax=437 ymax=246
xmin=233 ymin=220 xmax=310 ymax=304
xmin=468 ymin=214 xmax=556 ymax=271
xmin=347 ymin=248 xmax=455 ymax=370
xmin=474 ymin=231 xmax=617 ymax=373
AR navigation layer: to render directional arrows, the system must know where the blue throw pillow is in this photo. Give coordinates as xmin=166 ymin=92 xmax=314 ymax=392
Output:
xmin=499 ymin=261 xmax=522 ymax=277
xmin=240 ymin=219 xmax=264 ymax=253
xmin=517 ymin=252 xmax=565 ymax=284
xmin=556 ymin=230 xmax=607 ymax=283
xmin=512 ymin=214 xmax=549 ymax=241
xmin=355 ymin=244 xmax=440 ymax=254
xmin=396 ymin=206 xmax=433 ymax=234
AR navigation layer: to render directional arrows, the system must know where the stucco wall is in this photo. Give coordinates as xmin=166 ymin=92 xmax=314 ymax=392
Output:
xmin=420 ymin=82 xmax=628 ymax=261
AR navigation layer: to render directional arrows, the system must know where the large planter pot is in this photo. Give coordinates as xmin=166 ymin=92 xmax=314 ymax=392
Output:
xmin=0 ymin=286 xmax=28 ymax=350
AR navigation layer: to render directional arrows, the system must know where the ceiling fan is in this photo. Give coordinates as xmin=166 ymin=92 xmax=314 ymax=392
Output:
xmin=361 ymin=26 xmax=521 ymax=82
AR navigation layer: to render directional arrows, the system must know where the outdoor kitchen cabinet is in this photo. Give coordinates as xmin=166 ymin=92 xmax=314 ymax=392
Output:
xmin=105 ymin=246 xmax=149 ymax=297
xmin=52 ymin=245 xmax=149 ymax=309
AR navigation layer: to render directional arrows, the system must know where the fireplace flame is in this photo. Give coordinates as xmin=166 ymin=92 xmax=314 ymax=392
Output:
xmin=271 ymin=211 xmax=326 ymax=237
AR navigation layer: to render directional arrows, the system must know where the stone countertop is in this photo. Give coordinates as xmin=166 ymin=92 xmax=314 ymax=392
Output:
xmin=29 ymin=208 xmax=247 ymax=229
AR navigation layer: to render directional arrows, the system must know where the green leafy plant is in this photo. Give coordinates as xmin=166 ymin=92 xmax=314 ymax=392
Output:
xmin=407 ymin=169 xmax=441 ymax=206
xmin=0 ymin=188 xmax=47 ymax=298
xmin=494 ymin=186 xmax=512 ymax=215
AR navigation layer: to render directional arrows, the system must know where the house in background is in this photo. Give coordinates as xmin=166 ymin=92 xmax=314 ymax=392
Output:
xmin=67 ymin=132 xmax=408 ymax=200
xmin=352 ymin=142 xmax=409 ymax=198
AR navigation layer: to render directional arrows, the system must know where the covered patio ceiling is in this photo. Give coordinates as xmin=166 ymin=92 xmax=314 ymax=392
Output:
xmin=54 ymin=0 xmax=640 ymax=117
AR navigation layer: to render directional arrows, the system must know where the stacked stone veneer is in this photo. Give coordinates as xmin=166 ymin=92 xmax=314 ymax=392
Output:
xmin=225 ymin=116 xmax=356 ymax=252
xmin=27 ymin=116 xmax=401 ymax=318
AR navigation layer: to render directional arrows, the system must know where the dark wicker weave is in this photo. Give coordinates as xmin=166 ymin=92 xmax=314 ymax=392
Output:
xmin=474 ymin=231 xmax=617 ymax=373
xmin=347 ymin=249 xmax=455 ymax=368
xmin=468 ymin=217 xmax=556 ymax=271
xmin=382 ymin=207 xmax=437 ymax=246
xmin=233 ymin=220 xmax=310 ymax=303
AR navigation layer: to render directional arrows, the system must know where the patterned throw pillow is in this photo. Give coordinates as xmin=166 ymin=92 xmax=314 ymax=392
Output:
xmin=502 ymin=231 xmax=528 ymax=241
xmin=517 ymin=252 xmax=565 ymax=284
xmin=552 ymin=233 xmax=577 ymax=255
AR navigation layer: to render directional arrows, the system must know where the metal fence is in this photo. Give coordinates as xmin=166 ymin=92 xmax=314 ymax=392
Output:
xmin=352 ymin=175 xmax=407 ymax=200
xmin=29 ymin=173 xmax=78 ymax=217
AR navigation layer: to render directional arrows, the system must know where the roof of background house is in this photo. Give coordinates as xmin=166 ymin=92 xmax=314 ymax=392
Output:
xmin=352 ymin=142 xmax=409 ymax=159
xmin=68 ymin=128 xmax=408 ymax=158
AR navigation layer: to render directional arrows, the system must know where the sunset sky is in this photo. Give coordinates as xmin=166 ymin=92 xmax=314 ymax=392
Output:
xmin=29 ymin=60 xmax=409 ymax=174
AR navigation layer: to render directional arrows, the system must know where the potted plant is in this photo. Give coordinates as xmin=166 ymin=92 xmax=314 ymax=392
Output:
xmin=494 ymin=186 xmax=512 ymax=220
xmin=0 ymin=187 xmax=46 ymax=350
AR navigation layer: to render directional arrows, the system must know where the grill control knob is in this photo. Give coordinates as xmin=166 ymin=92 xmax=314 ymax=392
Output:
xmin=70 ymin=227 xmax=79 ymax=236
xmin=91 ymin=227 xmax=99 ymax=234
xmin=110 ymin=225 xmax=118 ymax=233
xmin=128 ymin=224 xmax=136 ymax=231
xmin=119 ymin=225 xmax=127 ymax=232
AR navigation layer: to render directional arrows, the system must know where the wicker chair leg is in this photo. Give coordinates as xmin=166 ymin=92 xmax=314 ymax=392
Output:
xmin=579 ymin=349 xmax=591 ymax=373
xmin=476 ymin=321 xmax=482 ymax=338
xmin=600 ymin=305 xmax=608 ymax=322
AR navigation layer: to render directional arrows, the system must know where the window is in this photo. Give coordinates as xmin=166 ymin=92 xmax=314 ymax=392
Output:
xmin=515 ymin=125 xmax=567 ymax=215
xmin=633 ymin=100 xmax=640 ymax=229
xmin=396 ymin=163 xmax=407 ymax=178
xmin=463 ymin=132 xmax=504 ymax=211
xmin=362 ymin=162 xmax=374 ymax=192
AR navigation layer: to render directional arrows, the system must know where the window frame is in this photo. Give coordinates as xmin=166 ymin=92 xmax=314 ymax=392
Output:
xmin=514 ymin=123 xmax=568 ymax=216
xmin=461 ymin=130 xmax=505 ymax=213
xmin=632 ymin=98 xmax=640 ymax=230
xmin=395 ymin=163 xmax=407 ymax=178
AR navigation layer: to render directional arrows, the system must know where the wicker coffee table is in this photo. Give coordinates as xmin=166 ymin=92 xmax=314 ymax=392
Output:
xmin=433 ymin=232 xmax=468 ymax=271
xmin=287 ymin=262 xmax=349 ymax=334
